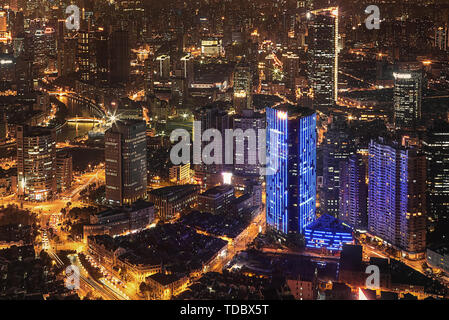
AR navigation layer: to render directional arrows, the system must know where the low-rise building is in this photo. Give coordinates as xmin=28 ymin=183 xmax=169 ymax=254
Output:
xmin=148 ymin=184 xmax=199 ymax=221
xmin=232 ymin=193 xmax=254 ymax=215
xmin=287 ymin=274 xmax=318 ymax=300
xmin=117 ymin=252 xmax=162 ymax=283
xmin=169 ymin=163 xmax=191 ymax=184
xmin=427 ymin=246 xmax=449 ymax=274
xmin=87 ymin=235 xmax=126 ymax=267
xmin=197 ymin=184 xmax=234 ymax=215
xmin=0 ymin=167 xmax=17 ymax=196
xmin=83 ymin=200 xmax=154 ymax=242
xmin=305 ymin=214 xmax=354 ymax=252
xmin=325 ymin=282 xmax=353 ymax=300
xmin=145 ymin=273 xmax=189 ymax=300
xmin=87 ymin=223 xmax=227 ymax=284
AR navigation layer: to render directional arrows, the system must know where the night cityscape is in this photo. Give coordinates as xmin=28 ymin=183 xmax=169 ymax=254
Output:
xmin=0 ymin=0 xmax=449 ymax=309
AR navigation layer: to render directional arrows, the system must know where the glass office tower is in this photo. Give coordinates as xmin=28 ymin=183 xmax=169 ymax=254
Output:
xmin=307 ymin=7 xmax=339 ymax=109
xmin=266 ymin=104 xmax=317 ymax=235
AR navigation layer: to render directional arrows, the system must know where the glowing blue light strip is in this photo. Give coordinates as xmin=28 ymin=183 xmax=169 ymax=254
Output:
xmin=305 ymin=227 xmax=353 ymax=251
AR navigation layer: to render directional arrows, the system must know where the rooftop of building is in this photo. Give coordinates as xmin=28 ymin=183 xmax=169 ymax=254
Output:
xmin=370 ymin=137 xmax=422 ymax=154
xmin=146 ymin=273 xmax=184 ymax=286
xmin=18 ymin=125 xmax=54 ymax=138
xmin=92 ymin=200 xmax=153 ymax=220
xmin=174 ymin=271 xmax=281 ymax=300
xmin=93 ymin=208 xmax=127 ymax=219
xmin=90 ymin=223 xmax=227 ymax=274
xmin=179 ymin=210 xmax=253 ymax=239
xmin=233 ymin=109 xmax=265 ymax=119
xmin=148 ymin=184 xmax=199 ymax=198
xmin=119 ymin=250 xmax=162 ymax=267
xmin=123 ymin=199 xmax=154 ymax=211
xmin=231 ymin=193 xmax=252 ymax=204
xmin=199 ymin=184 xmax=234 ymax=198
xmin=269 ymin=103 xmax=315 ymax=118
xmin=90 ymin=234 xmax=121 ymax=252
xmin=106 ymin=119 xmax=146 ymax=133
xmin=429 ymin=244 xmax=449 ymax=256
xmin=305 ymin=214 xmax=353 ymax=234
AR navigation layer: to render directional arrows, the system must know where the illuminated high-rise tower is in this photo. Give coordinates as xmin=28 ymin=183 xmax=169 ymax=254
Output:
xmin=434 ymin=24 xmax=448 ymax=51
xmin=339 ymin=153 xmax=367 ymax=230
xmin=393 ymin=69 xmax=422 ymax=131
xmin=233 ymin=61 xmax=252 ymax=114
xmin=307 ymin=7 xmax=338 ymax=109
xmin=180 ymin=53 xmax=194 ymax=87
xmin=368 ymin=138 xmax=426 ymax=259
xmin=193 ymin=103 xmax=231 ymax=189
xmin=156 ymin=54 xmax=170 ymax=80
xmin=58 ymin=37 xmax=77 ymax=77
xmin=77 ymin=28 xmax=91 ymax=82
xmin=281 ymin=52 xmax=300 ymax=92
xmin=233 ymin=109 xmax=265 ymax=176
xmin=266 ymin=104 xmax=317 ymax=235
xmin=95 ymin=28 xmax=109 ymax=86
xmin=105 ymin=120 xmax=147 ymax=206
xmin=16 ymin=125 xmax=57 ymax=201
xmin=144 ymin=57 xmax=154 ymax=99
xmin=423 ymin=121 xmax=449 ymax=224
xmin=322 ymin=117 xmax=355 ymax=216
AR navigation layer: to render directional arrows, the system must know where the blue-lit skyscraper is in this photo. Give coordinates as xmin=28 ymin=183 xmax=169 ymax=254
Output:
xmin=266 ymin=104 xmax=317 ymax=235
xmin=368 ymin=138 xmax=426 ymax=259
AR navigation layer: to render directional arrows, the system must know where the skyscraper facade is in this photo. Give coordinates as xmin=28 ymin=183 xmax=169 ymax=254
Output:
xmin=144 ymin=57 xmax=154 ymax=99
xmin=105 ymin=120 xmax=147 ymax=206
xmin=339 ymin=153 xmax=367 ymax=230
xmin=58 ymin=37 xmax=77 ymax=77
xmin=180 ymin=53 xmax=194 ymax=87
xmin=232 ymin=109 xmax=265 ymax=177
xmin=16 ymin=125 xmax=57 ymax=201
xmin=266 ymin=104 xmax=317 ymax=235
xmin=423 ymin=121 xmax=449 ymax=223
xmin=307 ymin=7 xmax=338 ymax=109
xmin=156 ymin=54 xmax=170 ymax=81
xmin=77 ymin=29 xmax=91 ymax=82
xmin=193 ymin=104 xmax=231 ymax=185
xmin=281 ymin=51 xmax=300 ymax=92
xmin=368 ymin=138 xmax=426 ymax=259
xmin=393 ymin=69 xmax=422 ymax=131
xmin=95 ymin=29 xmax=109 ymax=86
xmin=109 ymin=30 xmax=130 ymax=84
xmin=435 ymin=24 xmax=448 ymax=51
xmin=56 ymin=151 xmax=73 ymax=192
xmin=233 ymin=61 xmax=252 ymax=114
xmin=321 ymin=118 xmax=354 ymax=217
